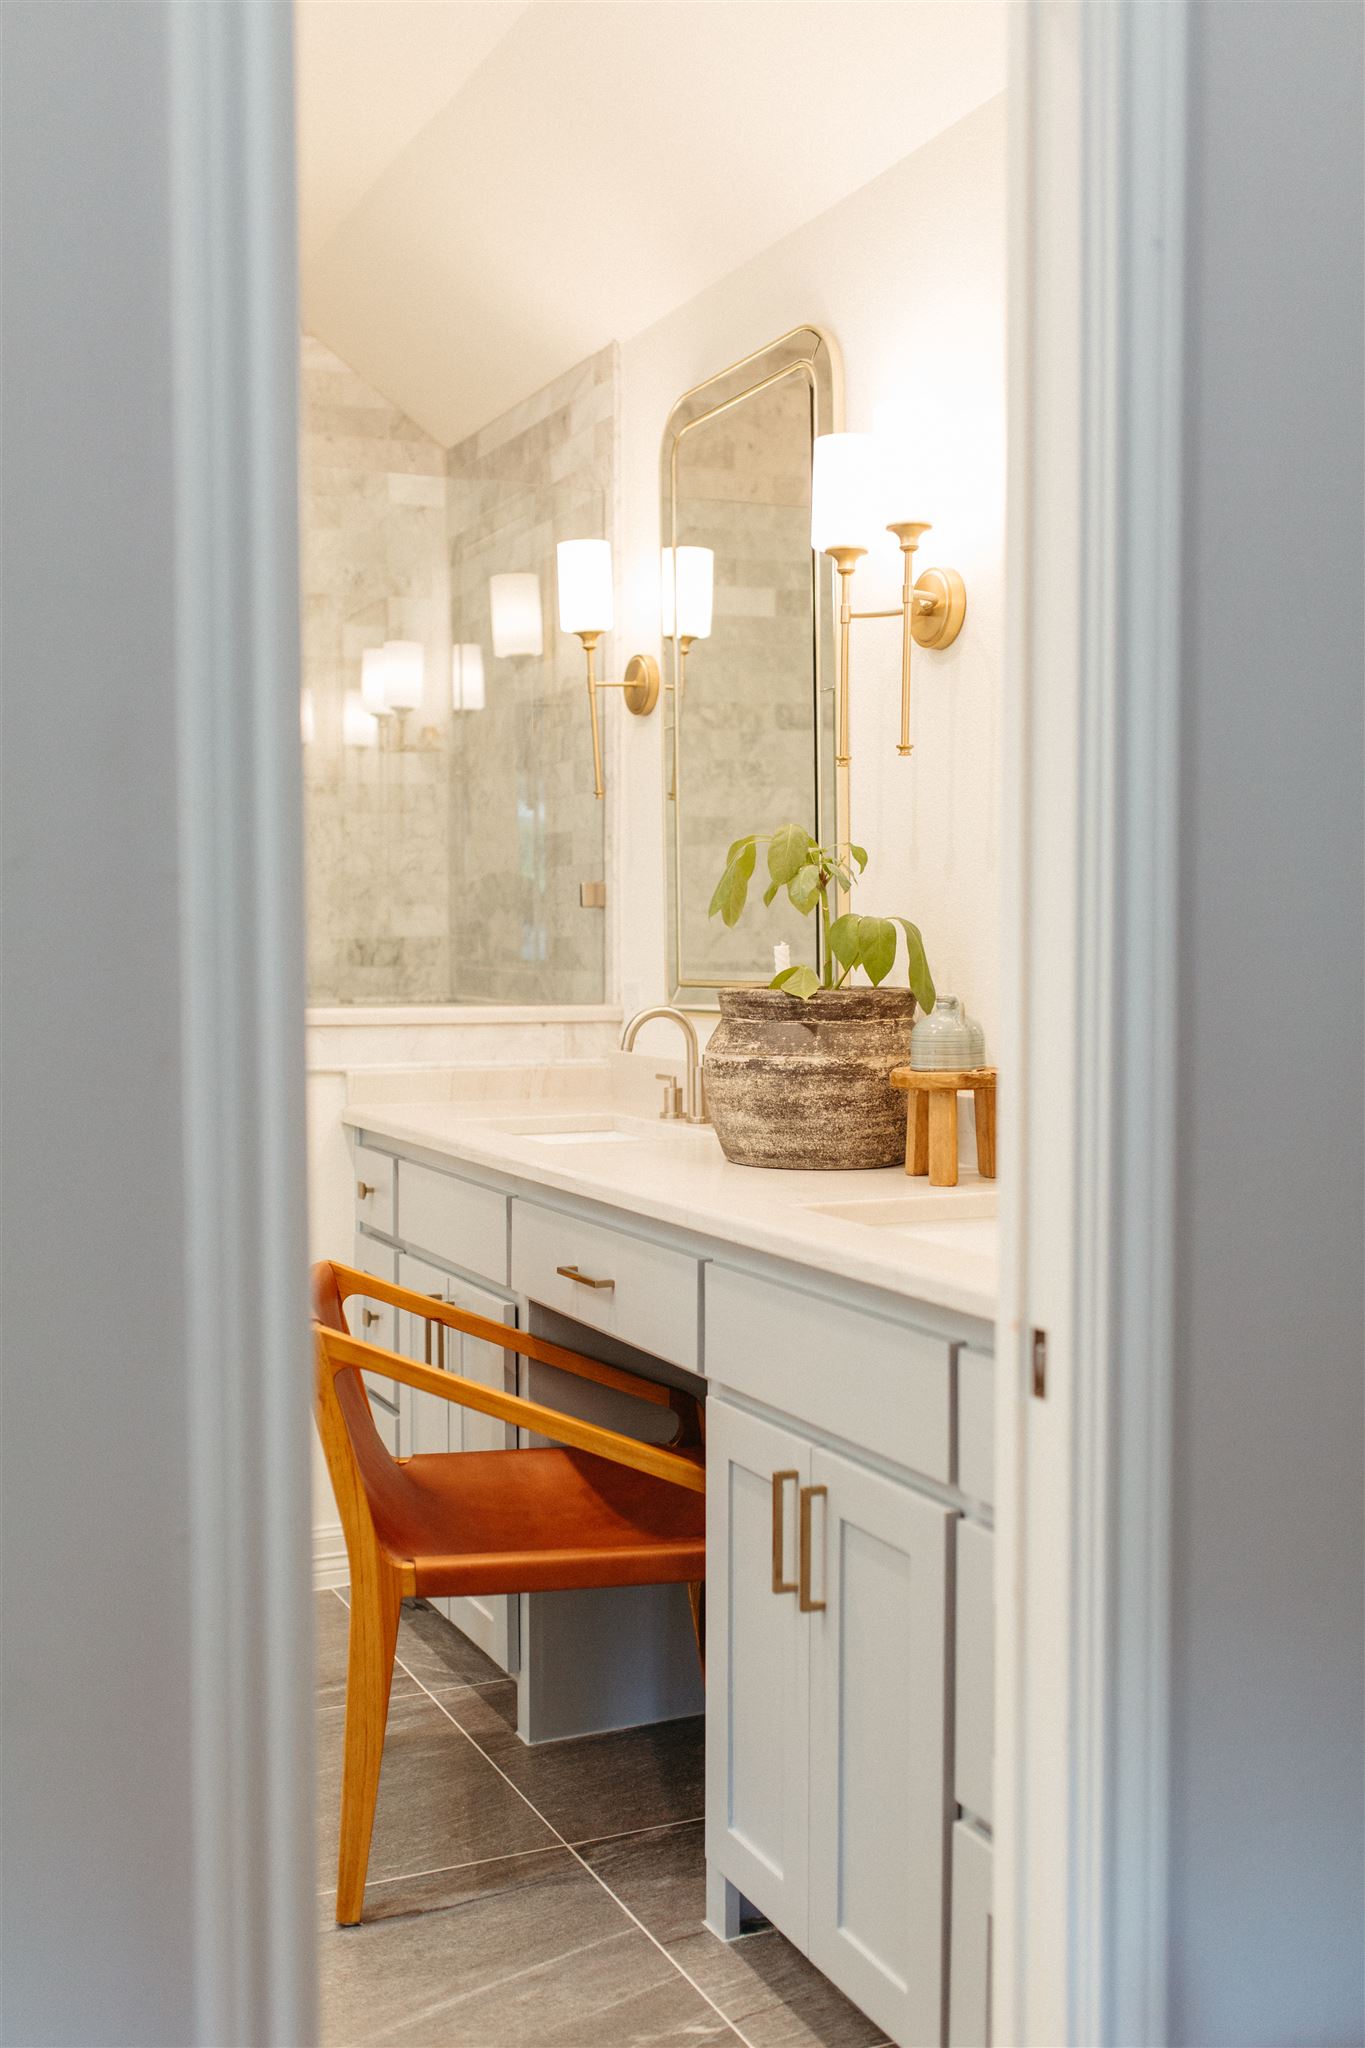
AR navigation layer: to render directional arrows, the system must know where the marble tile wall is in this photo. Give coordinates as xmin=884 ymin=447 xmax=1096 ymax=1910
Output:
xmin=301 ymin=337 xmax=614 ymax=1007
xmin=300 ymin=335 xmax=454 ymax=1004
xmin=446 ymin=346 xmax=615 ymax=1006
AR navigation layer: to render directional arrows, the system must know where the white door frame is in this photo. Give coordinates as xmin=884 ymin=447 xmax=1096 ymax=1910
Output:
xmin=995 ymin=5 xmax=1188 ymax=2044
xmin=169 ymin=4 xmax=315 ymax=2042
xmin=163 ymin=1 xmax=1193 ymax=2039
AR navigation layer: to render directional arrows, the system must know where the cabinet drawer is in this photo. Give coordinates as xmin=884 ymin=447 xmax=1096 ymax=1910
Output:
xmin=350 ymin=1233 xmax=400 ymax=1454
xmin=511 ymin=1200 xmax=701 ymax=1371
xmin=705 ymin=1265 xmax=951 ymax=1482
xmin=949 ymin=1823 xmax=993 ymax=2047
xmin=955 ymin=1519 xmax=994 ymax=1827
xmin=398 ymin=1161 xmax=508 ymax=1286
xmin=957 ymin=1344 xmax=994 ymax=1507
xmin=353 ymin=1143 xmax=395 ymax=1236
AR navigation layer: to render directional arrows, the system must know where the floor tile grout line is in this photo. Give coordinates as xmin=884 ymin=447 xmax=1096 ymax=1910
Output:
xmin=315 ymin=1840 xmax=568 ymax=1900
xmin=386 ymin=1648 xmax=755 ymax=2048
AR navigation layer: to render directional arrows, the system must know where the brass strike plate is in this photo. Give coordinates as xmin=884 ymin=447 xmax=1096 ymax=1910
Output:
xmin=579 ymin=880 xmax=607 ymax=908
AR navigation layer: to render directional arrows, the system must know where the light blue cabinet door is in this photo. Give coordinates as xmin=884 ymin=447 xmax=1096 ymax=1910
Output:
xmin=807 ymin=1444 xmax=952 ymax=2048
xmin=396 ymin=1253 xmax=519 ymax=1675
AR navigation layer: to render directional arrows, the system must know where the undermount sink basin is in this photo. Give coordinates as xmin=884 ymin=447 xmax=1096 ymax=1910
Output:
xmin=490 ymin=1113 xmax=711 ymax=1145
xmin=807 ymin=1191 xmax=998 ymax=1229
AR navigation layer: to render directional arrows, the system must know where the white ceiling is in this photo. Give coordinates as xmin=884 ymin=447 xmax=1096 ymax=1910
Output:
xmin=296 ymin=1 xmax=1006 ymax=446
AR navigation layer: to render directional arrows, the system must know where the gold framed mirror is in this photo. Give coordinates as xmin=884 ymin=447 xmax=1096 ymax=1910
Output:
xmin=662 ymin=326 xmax=842 ymax=1005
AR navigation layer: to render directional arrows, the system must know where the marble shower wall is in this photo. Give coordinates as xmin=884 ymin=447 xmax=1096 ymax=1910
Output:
xmin=300 ymin=335 xmax=454 ymax=1004
xmin=446 ymin=345 xmax=615 ymax=1005
xmin=300 ymin=335 xmax=612 ymax=1006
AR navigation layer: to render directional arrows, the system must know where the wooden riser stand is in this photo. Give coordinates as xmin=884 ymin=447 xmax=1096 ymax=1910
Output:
xmin=890 ymin=1067 xmax=998 ymax=1188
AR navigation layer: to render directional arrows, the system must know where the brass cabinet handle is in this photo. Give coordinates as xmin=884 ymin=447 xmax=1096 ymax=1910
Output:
xmin=357 ymin=1181 xmax=375 ymax=1199
xmin=423 ymin=1293 xmax=446 ymax=1372
xmin=361 ymin=1308 xmax=381 ymax=1329
xmin=555 ymin=1264 xmax=615 ymax=1292
xmin=771 ymin=1470 xmax=799 ymax=1593
xmin=798 ymin=1484 xmax=828 ymax=1613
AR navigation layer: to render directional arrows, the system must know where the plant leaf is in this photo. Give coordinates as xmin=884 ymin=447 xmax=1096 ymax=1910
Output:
xmin=827 ymin=863 xmax=853 ymax=893
xmin=857 ymin=916 xmax=897 ymax=986
xmin=828 ymin=912 xmax=863 ymax=970
xmin=708 ymin=839 xmax=756 ymax=927
xmin=767 ymin=822 xmax=812 ymax=887
xmin=893 ymin=918 xmax=935 ymax=1012
xmin=762 ymin=876 xmax=781 ymax=907
xmin=725 ymin=834 xmax=757 ymax=866
xmin=848 ymin=843 xmax=869 ymax=873
xmin=788 ymin=862 xmax=823 ymax=913
xmin=770 ymin=963 xmax=821 ymax=1001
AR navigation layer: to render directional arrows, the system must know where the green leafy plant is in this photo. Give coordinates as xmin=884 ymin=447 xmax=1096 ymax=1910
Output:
xmin=709 ymin=822 xmax=936 ymax=1011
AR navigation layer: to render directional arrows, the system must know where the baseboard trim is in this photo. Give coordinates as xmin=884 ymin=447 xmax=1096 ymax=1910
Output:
xmin=313 ymin=1527 xmax=348 ymax=1591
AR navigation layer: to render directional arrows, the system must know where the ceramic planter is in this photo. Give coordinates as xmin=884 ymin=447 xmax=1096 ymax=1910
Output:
xmin=703 ymin=986 xmax=917 ymax=1170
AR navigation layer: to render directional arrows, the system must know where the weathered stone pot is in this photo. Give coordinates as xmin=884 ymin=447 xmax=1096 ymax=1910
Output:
xmin=703 ymin=986 xmax=917 ymax=1170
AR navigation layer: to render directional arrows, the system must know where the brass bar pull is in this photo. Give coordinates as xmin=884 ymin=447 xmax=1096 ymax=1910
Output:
xmin=555 ymin=1264 xmax=615 ymax=1292
xmin=426 ymin=1293 xmax=446 ymax=1372
xmin=798 ymin=1484 xmax=828 ymax=1613
xmin=771 ymin=1470 xmax=799 ymax=1594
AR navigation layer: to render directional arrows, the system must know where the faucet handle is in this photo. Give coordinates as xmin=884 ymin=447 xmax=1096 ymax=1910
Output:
xmin=655 ymin=1073 xmax=685 ymax=1121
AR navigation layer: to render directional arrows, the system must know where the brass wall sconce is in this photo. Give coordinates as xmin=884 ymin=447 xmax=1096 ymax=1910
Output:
xmin=811 ymin=431 xmax=966 ymax=765
xmin=556 ymin=539 xmax=659 ymax=800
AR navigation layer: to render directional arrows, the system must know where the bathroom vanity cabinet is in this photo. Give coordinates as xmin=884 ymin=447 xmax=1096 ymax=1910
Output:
xmin=345 ymin=1109 xmax=995 ymax=2047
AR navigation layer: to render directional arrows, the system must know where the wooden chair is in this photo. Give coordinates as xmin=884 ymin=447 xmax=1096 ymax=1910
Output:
xmin=312 ymin=1259 xmax=706 ymax=1926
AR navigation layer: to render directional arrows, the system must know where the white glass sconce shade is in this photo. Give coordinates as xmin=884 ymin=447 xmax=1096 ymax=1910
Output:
xmin=360 ymin=644 xmax=391 ymax=716
xmin=452 ymin=642 xmax=486 ymax=711
xmin=810 ymin=432 xmax=882 ymax=554
xmin=489 ymin=573 xmax=543 ymax=658
xmin=660 ymin=546 xmax=714 ymax=640
xmin=342 ymin=690 xmax=378 ymax=747
xmin=381 ymin=639 xmax=424 ymax=711
xmin=557 ymin=539 xmax=614 ymax=635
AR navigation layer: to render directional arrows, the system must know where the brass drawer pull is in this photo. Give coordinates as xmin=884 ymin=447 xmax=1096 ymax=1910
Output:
xmin=772 ymin=1470 xmax=799 ymax=1593
xmin=798 ymin=1484 xmax=827 ymax=1613
xmin=361 ymin=1308 xmax=381 ymax=1329
xmin=555 ymin=1264 xmax=615 ymax=1292
xmin=357 ymin=1181 xmax=375 ymax=1199
xmin=423 ymin=1294 xmax=446 ymax=1372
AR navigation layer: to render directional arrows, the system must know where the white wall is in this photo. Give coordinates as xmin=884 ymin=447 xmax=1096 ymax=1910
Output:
xmin=1168 ymin=5 xmax=1364 ymax=2042
xmin=616 ymin=99 xmax=1006 ymax=1050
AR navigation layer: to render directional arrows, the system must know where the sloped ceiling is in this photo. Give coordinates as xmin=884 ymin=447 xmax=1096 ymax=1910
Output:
xmin=296 ymin=0 xmax=1006 ymax=446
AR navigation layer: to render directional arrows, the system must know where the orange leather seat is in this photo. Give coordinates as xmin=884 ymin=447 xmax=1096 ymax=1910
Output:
xmin=312 ymin=1258 xmax=706 ymax=1925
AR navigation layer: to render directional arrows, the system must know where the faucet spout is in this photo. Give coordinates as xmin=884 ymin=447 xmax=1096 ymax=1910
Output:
xmin=620 ymin=1006 xmax=708 ymax=1125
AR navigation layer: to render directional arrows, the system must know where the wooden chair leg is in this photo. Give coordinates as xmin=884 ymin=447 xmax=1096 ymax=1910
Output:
xmin=687 ymin=1580 xmax=706 ymax=1683
xmin=927 ymin=1089 xmax=959 ymax=1187
xmin=335 ymin=1565 xmax=402 ymax=1926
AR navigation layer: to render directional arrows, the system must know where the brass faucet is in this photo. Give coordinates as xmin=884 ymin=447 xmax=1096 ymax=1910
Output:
xmin=620 ymin=1006 xmax=708 ymax=1125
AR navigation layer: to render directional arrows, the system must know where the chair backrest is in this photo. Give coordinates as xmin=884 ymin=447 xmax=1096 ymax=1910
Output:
xmin=312 ymin=1261 xmax=416 ymax=1579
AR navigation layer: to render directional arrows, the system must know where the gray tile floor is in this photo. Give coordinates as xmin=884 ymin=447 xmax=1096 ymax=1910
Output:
xmin=317 ymin=1591 xmax=890 ymax=2047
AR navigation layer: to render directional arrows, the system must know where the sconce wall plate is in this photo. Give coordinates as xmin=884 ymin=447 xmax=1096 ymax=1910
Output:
xmin=620 ymin=653 xmax=660 ymax=716
xmin=908 ymin=565 xmax=967 ymax=650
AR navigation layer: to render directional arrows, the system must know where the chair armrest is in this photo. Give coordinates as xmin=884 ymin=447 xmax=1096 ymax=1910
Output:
xmin=316 ymin=1324 xmax=705 ymax=1496
xmin=323 ymin=1260 xmax=678 ymax=1412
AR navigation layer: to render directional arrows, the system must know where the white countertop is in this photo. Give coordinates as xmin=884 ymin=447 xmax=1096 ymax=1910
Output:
xmin=342 ymin=1061 xmax=998 ymax=1324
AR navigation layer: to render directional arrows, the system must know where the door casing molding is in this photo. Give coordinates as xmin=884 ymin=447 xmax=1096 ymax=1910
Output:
xmin=996 ymin=5 xmax=1187 ymax=2042
xmin=167 ymin=5 xmax=315 ymax=2042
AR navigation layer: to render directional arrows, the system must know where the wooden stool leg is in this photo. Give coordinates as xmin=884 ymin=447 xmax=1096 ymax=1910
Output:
xmin=335 ymin=1565 xmax=401 ymax=1926
xmin=927 ymin=1090 xmax=959 ymax=1187
xmin=907 ymin=1093 xmax=930 ymax=1176
xmin=973 ymin=1085 xmax=997 ymax=1178
xmin=687 ymin=1581 xmax=706 ymax=1682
